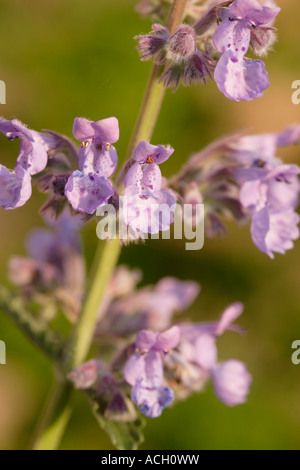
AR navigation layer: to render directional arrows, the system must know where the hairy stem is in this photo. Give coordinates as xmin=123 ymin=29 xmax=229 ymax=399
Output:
xmin=0 ymin=284 xmax=64 ymax=361
xmin=32 ymin=0 xmax=189 ymax=451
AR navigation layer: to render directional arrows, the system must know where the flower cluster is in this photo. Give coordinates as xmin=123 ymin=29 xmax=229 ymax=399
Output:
xmin=9 ymin=208 xmax=85 ymax=320
xmin=169 ymin=124 xmax=300 ymax=258
xmin=0 ymin=117 xmax=177 ymax=236
xmin=231 ymin=127 xmax=300 ymax=258
xmin=68 ymin=269 xmax=251 ymax=419
xmin=135 ymin=0 xmax=280 ymax=100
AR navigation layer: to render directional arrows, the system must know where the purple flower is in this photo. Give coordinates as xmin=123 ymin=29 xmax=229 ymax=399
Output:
xmin=213 ymin=0 xmax=280 ymax=100
xmin=176 ymin=302 xmax=251 ymax=406
xmin=251 ymin=207 xmax=300 ymax=259
xmin=123 ymin=141 xmax=176 ymax=234
xmin=212 ymin=360 xmax=252 ymax=406
xmin=214 ymin=52 xmax=269 ymax=101
xmin=65 ymin=117 xmax=119 ymax=214
xmin=73 ymin=117 xmax=119 ymax=178
xmin=0 ymin=118 xmax=53 ymax=209
xmin=65 ymin=170 xmax=114 ymax=214
xmin=0 ymin=118 xmax=52 ymax=176
xmin=0 ymin=165 xmax=32 ymax=210
xmin=124 ymin=326 xmax=180 ymax=418
xmin=237 ymin=163 xmax=300 ymax=257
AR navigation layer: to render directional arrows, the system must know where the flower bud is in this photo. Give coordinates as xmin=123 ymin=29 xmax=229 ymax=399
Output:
xmin=168 ymin=25 xmax=197 ymax=63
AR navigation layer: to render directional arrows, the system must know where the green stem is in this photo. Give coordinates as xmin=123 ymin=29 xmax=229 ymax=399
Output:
xmin=65 ymin=238 xmax=121 ymax=370
xmin=31 ymin=0 xmax=189 ymax=450
xmin=31 ymin=381 xmax=73 ymax=450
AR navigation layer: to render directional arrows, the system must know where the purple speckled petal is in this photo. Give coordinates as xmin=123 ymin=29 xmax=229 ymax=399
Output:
xmin=123 ymin=186 xmax=176 ymax=234
xmin=213 ymin=17 xmax=250 ymax=57
xmin=124 ymin=162 xmax=162 ymax=192
xmin=0 ymin=165 xmax=32 ymax=210
xmin=215 ymin=52 xmax=269 ymax=101
xmin=212 ymin=359 xmax=252 ymax=406
xmin=65 ymin=170 xmax=114 ymax=214
xmin=79 ymin=142 xmax=118 ymax=178
xmin=133 ymin=141 xmax=174 ymax=164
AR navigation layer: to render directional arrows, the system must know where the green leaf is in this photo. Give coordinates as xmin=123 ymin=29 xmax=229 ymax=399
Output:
xmin=91 ymin=399 xmax=145 ymax=450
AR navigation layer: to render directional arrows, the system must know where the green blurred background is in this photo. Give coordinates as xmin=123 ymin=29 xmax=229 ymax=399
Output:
xmin=0 ymin=0 xmax=300 ymax=450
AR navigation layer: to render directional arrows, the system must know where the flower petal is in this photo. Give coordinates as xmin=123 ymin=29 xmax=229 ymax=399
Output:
xmin=65 ymin=170 xmax=114 ymax=214
xmin=0 ymin=165 xmax=32 ymax=210
xmin=131 ymin=380 xmax=174 ymax=418
xmin=155 ymin=326 xmax=180 ymax=352
xmin=215 ymin=52 xmax=269 ymax=101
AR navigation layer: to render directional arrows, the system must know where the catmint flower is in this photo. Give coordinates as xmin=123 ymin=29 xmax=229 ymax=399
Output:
xmin=174 ymin=302 xmax=251 ymax=406
xmin=211 ymin=360 xmax=252 ymax=406
xmin=0 ymin=118 xmax=53 ymax=209
xmin=0 ymin=166 xmax=32 ymax=210
xmin=237 ymin=163 xmax=300 ymax=258
xmin=124 ymin=326 xmax=180 ymax=418
xmin=123 ymin=141 xmax=176 ymax=234
xmin=213 ymin=0 xmax=280 ymax=101
xmin=0 ymin=118 xmax=52 ymax=176
xmin=65 ymin=170 xmax=114 ymax=214
xmin=72 ymin=117 xmax=119 ymax=177
xmin=65 ymin=117 xmax=118 ymax=214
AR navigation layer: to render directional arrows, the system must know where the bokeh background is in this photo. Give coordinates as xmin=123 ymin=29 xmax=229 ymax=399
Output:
xmin=0 ymin=0 xmax=300 ymax=450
